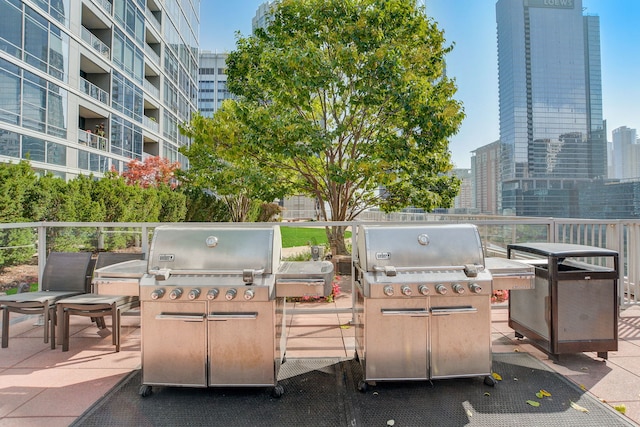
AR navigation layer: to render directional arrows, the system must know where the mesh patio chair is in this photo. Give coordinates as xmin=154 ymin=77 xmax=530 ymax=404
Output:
xmin=0 ymin=252 xmax=93 ymax=349
xmin=56 ymin=252 xmax=145 ymax=352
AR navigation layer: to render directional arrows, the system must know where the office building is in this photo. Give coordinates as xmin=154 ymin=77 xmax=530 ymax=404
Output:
xmin=611 ymin=126 xmax=639 ymax=179
xmin=198 ymin=52 xmax=233 ymax=118
xmin=0 ymin=0 xmax=199 ymax=179
xmin=496 ymin=0 xmax=606 ymax=217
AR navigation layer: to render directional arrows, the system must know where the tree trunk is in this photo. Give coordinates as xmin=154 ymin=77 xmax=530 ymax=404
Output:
xmin=326 ymin=225 xmax=349 ymax=256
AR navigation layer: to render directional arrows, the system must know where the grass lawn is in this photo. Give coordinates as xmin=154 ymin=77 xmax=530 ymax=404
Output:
xmin=280 ymin=227 xmax=352 ymax=248
xmin=4 ymin=283 xmax=38 ymax=295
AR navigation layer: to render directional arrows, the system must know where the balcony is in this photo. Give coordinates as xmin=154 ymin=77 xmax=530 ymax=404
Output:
xmin=143 ymin=79 xmax=160 ymax=100
xmin=81 ymin=26 xmax=110 ymax=60
xmin=93 ymin=0 xmax=112 ymax=14
xmin=143 ymin=115 xmax=159 ymax=132
xmin=144 ymin=44 xmax=160 ymax=66
xmin=80 ymin=77 xmax=109 ymax=105
xmin=145 ymin=8 xmax=161 ymax=32
xmin=78 ymin=128 xmax=109 ymax=151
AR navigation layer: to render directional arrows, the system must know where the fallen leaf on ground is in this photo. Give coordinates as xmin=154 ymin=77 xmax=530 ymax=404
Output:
xmin=526 ymin=400 xmax=540 ymax=407
xmin=491 ymin=372 xmax=502 ymax=381
xmin=340 ymin=324 xmax=350 ymax=329
xmin=570 ymin=401 xmax=589 ymax=413
xmin=579 ymin=384 xmax=587 ymax=391
xmin=484 ymin=392 xmax=491 ymax=396
xmin=614 ymin=404 xmax=626 ymax=414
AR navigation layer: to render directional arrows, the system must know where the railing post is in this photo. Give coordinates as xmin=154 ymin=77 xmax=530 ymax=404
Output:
xmin=37 ymin=223 xmax=47 ymax=291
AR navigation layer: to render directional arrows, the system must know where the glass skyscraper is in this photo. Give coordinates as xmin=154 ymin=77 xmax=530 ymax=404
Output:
xmin=496 ymin=0 xmax=606 ymax=217
xmin=0 ymin=0 xmax=199 ymax=179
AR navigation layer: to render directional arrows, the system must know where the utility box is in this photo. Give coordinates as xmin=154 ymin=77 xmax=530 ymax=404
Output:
xmin=507 ymin=243 xmax=619 ymax=359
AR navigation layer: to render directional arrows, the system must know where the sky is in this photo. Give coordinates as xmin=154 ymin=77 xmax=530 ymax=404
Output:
xmin=198 ymin=0 xmax=640 ymax=169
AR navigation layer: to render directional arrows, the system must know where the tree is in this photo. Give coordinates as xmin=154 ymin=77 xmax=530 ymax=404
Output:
xmin=121 ymin=156 xmax=180 ymax=189
xmin=180 ymin=113 xmax=294 ymax=222
xmin=186 ymin=0 xmax=463 ymax=253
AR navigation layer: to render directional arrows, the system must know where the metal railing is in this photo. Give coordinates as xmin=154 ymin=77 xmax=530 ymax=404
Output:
xmin=78 ymin=129 xmax=109 ymax=151
xmin=80 ymin=77 xmax=109 ymax=105
xmin=0 ymin=218 xmax=637 ymax=306
xmin=81 ymin=26 xmax=110 ymax=59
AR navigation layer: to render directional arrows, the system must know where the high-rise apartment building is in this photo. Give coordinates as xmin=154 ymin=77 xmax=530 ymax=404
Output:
xmin=198 ymin=52 xmax=233 ymax=118
xmin=0 ymin=0 xmax=199 ymax=179
xmin=471 ymin=140 xmax=501 ymax=215
xmin=496 ymin=0 xmax=606 ymax=217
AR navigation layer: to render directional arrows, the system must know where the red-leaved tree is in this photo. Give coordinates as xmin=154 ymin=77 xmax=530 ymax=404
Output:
xmin=120 ymin=156 xmax=180 ymax=189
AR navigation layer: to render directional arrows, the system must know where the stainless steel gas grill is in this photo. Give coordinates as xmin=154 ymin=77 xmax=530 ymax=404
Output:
xmin=354 ymin=224 xmax=497 ymax=390
xmin=138 ymin=225 xmax=287 ymax=397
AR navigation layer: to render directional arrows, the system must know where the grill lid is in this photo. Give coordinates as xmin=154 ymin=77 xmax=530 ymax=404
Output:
xmin=356 ymin=224 xmax=485 ymax=273
xmin=147 ymin=225 xmax=281 ymax=278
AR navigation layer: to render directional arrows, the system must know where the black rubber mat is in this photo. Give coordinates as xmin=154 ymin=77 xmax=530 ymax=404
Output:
xmin=72 ymin=353 xmax=636 ymax=427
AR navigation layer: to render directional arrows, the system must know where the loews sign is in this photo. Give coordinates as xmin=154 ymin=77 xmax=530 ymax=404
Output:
xmin=527 ymin=0 xmax=575 ymax=9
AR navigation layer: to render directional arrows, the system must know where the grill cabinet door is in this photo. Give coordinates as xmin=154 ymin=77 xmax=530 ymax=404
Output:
xmin=141 ymin=301 xmax=207 ymax=387
xmin=364 ymin=298 xmax=429 ymax=381
xmin=430 ymin=296 xmax=491 ymax=379
xmin=208 ymin=301 xmax=276 ymax=386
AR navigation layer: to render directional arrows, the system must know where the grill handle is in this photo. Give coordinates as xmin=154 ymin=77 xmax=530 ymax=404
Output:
xmin=381 ymin=308 xmax=429 ymax=317
xmin=431 ymin=307 xmax=478 ymax=316
xmin=371 ymin=265 xmax=485 ymax=275
xmin=150 ymin=268 xmax=265 ymax=277
xmin=155 ymin=313 xmax=205 ymax=322
xmin=208 ymin=312 xmax=258 ymax=320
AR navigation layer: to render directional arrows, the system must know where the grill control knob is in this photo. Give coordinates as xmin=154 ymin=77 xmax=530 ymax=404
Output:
xmin=383 ymin=285 xmax=394 ymax=296
xmin=469 ymin=283 xmax=483 ymax=294
xmin=225 ymin=288 xmax=237 ymax=301
xmin=188 ymin=288 xmax=201 ymax=300
xmin=244 ymin=289 xmax=255 ymax=300
xmin=418 ymin=285 xmax=429 ymax=295
xmin=207 ymin=288 xmax=220 ymax=300
xmin=150 ymin=289 xmax=165 ymax=300
xmin=435 ymin=284 xmax=448 ymax=295
xmin=401 ymin=286 xmax=412 ymax=296
xmin=169 ymin=288 xmax=183 ymax=300
xmin=452 ymin=284 xmax=465 ymax=294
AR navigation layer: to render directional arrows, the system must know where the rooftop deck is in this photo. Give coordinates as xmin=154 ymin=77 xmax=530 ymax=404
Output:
xmin=1 ymin=281 xmax=639 ymax=426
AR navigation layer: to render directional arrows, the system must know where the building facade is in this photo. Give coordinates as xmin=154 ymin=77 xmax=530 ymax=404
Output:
xmin=198 ymin=51 xmax=233 ymax=118
xmin=0 ymin=0 xmax=199 ymax=179
xmin=471 ymin=140 xmax=501 ymax=215
xmin=611 ymin=126 xmax=639 ymax=179
xmin=496 ymin=0 xmax=606 ymax=217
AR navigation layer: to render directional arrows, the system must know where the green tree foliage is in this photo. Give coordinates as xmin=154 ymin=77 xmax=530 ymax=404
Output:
xmin=0 ymin=161 xmax=37 ymax=267
xmin=182 ymin=188 xmax=232 ymax=222
xmin=185 ymin=0 xmax=463 ymax=253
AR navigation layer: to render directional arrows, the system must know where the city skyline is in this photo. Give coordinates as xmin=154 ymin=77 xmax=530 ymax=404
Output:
xmin=199 ymin=0 xmax=640 ymax=169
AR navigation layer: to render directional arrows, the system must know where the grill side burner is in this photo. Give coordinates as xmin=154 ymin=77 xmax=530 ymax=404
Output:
xmin=354 ymin=224 xmax=495 ymax=390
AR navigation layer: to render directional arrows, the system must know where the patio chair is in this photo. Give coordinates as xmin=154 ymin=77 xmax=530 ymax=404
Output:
xmin=0 ymin=252 xmax=93 ymax=349
xmin=56 ymin=252 xmax=145 ymax=352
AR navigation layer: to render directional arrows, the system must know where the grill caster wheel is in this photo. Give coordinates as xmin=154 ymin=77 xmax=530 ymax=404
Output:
xmin=484 ymin=375 xmax=496 ymax=387
xmin=139 ymin=385 xmax=152 ymax=397
xmin=357 ymin=380 xmax=368 ymax=393
xmin=272 ymin=384 xmax=284 ymax=398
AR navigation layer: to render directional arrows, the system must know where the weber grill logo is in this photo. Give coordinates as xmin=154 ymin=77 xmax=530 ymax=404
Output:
xmin=159 ymin=254 xmax=175 ymax=262
xmin=375 ymin=252 xmax=391 ymax=260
